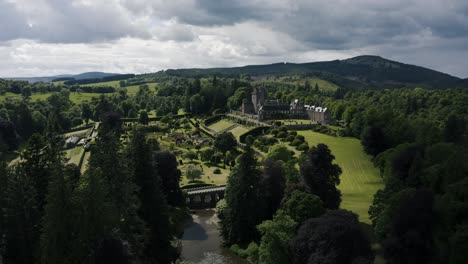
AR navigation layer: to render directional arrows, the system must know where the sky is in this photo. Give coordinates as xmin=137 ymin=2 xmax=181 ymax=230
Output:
xmin=1 ymin=0 xmax=467 ymax=78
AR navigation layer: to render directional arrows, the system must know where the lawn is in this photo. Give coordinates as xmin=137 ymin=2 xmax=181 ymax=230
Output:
xmin=228 ymin=125 xmax=250 ymax=140
xmin=180 ymin=162 xmax=231 ymax=187
xmin=124 ymin=82 xmax=158 ymax=95
xmin=298 ymin=130 xmax=383 ymax=224
xmin=80 ymin=151 xmax=91 ymax=173
xmin=66 ymin=147 xmax=84 ymax=165
xmin=208 ymin=119 xmax=236 ymax=132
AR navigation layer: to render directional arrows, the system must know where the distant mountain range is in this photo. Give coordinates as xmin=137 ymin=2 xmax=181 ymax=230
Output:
xmin=3 ymin=72 xmax=121 ymax=83
xmin=2 ymin=56 xmax=467 ymax=88
xmin=161 ymin=55 xmax=466 ymax=88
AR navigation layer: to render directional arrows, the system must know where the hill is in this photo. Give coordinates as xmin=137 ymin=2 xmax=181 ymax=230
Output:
xmin=155 ymin=55 xmax=463 ymax=89
xmin=3 ymin=72 xmax=121 ymax=83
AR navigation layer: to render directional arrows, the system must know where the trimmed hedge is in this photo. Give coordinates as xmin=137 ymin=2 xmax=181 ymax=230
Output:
xmin=203 ymin=114 xmax=225 ymax=126
xmin=239 ymin=126 xmax=270 ymax=143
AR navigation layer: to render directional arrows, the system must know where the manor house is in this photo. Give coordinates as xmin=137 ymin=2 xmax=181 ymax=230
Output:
xmin=240 ymin=87 xmax=331 ymax=124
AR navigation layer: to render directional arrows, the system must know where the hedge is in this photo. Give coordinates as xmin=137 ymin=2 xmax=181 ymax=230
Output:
xmin=239 ymin=126 xmax=270 ymax=143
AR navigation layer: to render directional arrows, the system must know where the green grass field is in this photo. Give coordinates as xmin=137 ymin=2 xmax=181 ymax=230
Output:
xmin=66 ymin=147 xmax=84 ymax=165
xmin=298 ymin=130 xmax=383 ymax=224
xmin=228 ymin=125 xmax=250 ymax=140
xmin=208 ymin=119 xmax=236 ymax=132
xmin=81 ymin=80 xmax=121 ymax=88
xmin=0 ymin=81 xmax=159 ymax=104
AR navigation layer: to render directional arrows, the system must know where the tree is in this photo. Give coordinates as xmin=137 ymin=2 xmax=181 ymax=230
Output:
xmin=200 ymin=148 xmax=214 ymax=162
xmin=444 ymin=114 xmax=466 ymax=143
xmin=184 ymin=150 xmax=198 ymax=161
xmin=381 ymin=188 xmax=434 ymax=264
xmin=0 ymin=119 xmax=19 ymax=150
xmin=88 ymin=124 xmax=145 ymax=259
xmin=125 ymin=129 xmax=175 ymax=262
xmin=282 ymin=190 xmax=325 ymax=224
xmin=266 ymin=144 xmax=293 ymax=163
xmin=257 ymin=211 xmax=297 ymax=264
xmin=189 ymin=94 xmax=205 ymax=114
xmin=361 ymin=126 xmax=388 ymax=156
xmin=39 ymin=156 xmax=74 ymax=264
xmin=154 ymin=151 xmax=184 ymax=206
xmin=68 ymin=169 xmax=119 ymax=263
xmin=80 ymin=102 xmax=93 ymax=124
xmin=214 ymin=132 xmax=237 ymax=153
xmin=3 ymin=165 xmax=40 ymax=264
xmin=185 ymin=164 xmax=202 ymax=182
xmin=20 ymin=134 xmax=49 ymax=212
xmin=300 ymin=144 xmax=342 ymax=209
xmin=262 ymin=159 xmax=286 ymax=219
xmin=16 ymin=102 xmax=34 ymax=139
xmin=138 ymin=110 xmax=149 ymax=125
xmin=291 ymin=210 xmax=373 ymax=264
xmin=220 ymin=145 xmax=265 ymax=245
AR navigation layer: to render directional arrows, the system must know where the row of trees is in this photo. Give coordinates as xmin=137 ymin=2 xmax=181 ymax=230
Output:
xmin=1 ymin=112 xmax=187 ymax=264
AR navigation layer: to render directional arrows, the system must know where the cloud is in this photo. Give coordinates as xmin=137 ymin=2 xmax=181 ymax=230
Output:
xmin=0 ymin=0 xmax=468 ymax=77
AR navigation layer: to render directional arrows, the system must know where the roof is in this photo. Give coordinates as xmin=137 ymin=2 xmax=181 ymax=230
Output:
xmin=260 ymin=104 xmax=290 ymax=112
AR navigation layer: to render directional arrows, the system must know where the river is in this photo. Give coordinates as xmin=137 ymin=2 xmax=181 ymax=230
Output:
xmin=180 ymin=209 xmax=247 ymax=264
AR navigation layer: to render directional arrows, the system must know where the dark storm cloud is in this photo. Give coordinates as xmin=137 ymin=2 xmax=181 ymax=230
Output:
xmin=0 ymin=1 xmax=31 ymax=41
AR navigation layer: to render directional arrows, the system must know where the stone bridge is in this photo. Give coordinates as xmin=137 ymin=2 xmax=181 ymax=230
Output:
xmin=185 ymin=185 xmax=226 ymax=209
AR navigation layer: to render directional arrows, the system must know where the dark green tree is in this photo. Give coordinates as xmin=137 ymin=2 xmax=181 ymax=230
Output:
xmin=138 ymin=110 xmax=149 ymax=125
xmin=282 ymin=190 xmax=325 ymax=224
xmin=126 ymin=129 xmax=175 ymax=262
xmin=80 ymin=102 xmax=93 ymax=124
xmin=300 ymin=144 xmax=342 ymax=209
xmin=20 ymin=134 xmax=49 ymax=212
xmin=220 ymin=145 xmax=265 ymax=245
xmin=39 ymin=153 xmax=74 ymax=264
xmin=291 ymin=210 xmax=373 ymax=264
xmin=153 ymin=151 xmax=184 ymax=206
xmin=261 ymin=159 xmax=286 ymax=220
xmin=214 ymin=132 xmax=237 ymax=153
xmin=3 ymin=165 xmax=40 ymax=264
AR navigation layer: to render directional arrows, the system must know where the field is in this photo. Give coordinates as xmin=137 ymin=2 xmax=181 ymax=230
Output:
xmin=298 ymin=130 xmax=383 ymax=224
xmin=0 ymin=81 xmax=158 ymax=104
xmin=208 ymin=119 xmax=236 ymax=132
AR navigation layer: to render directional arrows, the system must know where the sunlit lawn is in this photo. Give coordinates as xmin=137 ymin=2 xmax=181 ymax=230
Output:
xmin=298 ymin=130 xmax=383 ymax=224
xmin=208 ymin=119 xmax=236 ymax=132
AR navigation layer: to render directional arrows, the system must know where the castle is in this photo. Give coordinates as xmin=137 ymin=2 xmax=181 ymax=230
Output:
xmin=241 ymin=87 xmax=331 ymax=123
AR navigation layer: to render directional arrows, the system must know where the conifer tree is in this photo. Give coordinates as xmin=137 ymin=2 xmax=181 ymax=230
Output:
xmin=88 ymin=124 xmax=146 ymax=258
xmin=39 ymin=154 xmax=73 ymax=264
xmin=221 ymin=145 xmax=265 ymax=245
xmin=20 ymin=133 xmax=49 ymax=212
xmin=3 ymin=165 xmax=40 ymax=264
xmin=69 ymin=169 xmax=119 ymax=264
xmin=126 ymin=129 xmax=175 ymax=262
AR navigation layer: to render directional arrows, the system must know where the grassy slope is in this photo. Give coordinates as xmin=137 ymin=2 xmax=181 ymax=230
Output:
xmin=298 ymin=130 xmax=383 ymax=224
